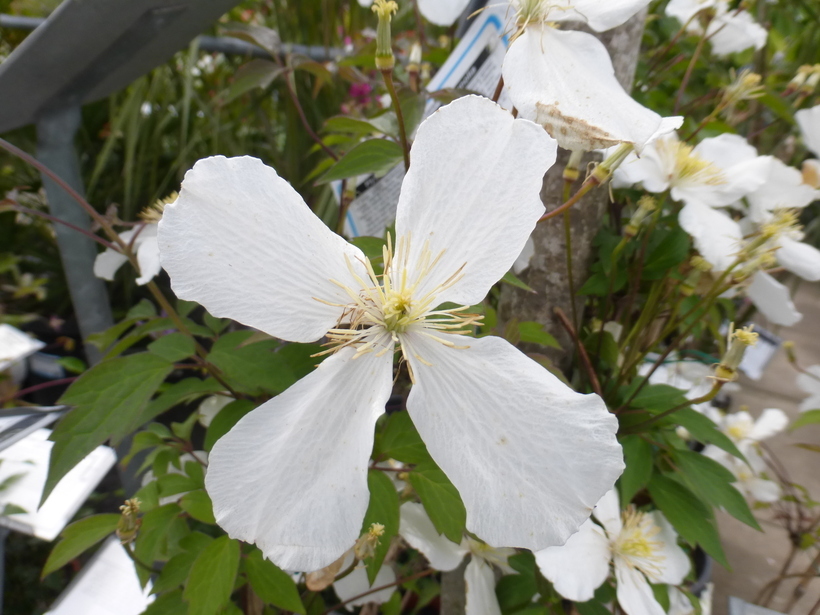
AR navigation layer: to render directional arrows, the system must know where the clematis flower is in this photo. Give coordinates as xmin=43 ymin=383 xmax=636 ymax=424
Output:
xmin=400 ymin=502 xmax=515 ymax=615
xmin=535 ymin=489 xmax=691 ymax=615
xmin=666 ymin=0 xmax=767 ymax=57
xmin=796 ymin=366 xmax=820 ymax=413
xmin=502 ymin=0 xmax=683 ymax=152
xmin=357 ymin=0 xmax=471 ymax=27
xmin=94 ymin=224 xmax=161 ymax=286
xmin=715 ymin=408 xmax=788 ymax=452
xmin=796 ymin=105 xmax=820 ymax=189
xmin=158 ymin=96 xmax=624 ymax=573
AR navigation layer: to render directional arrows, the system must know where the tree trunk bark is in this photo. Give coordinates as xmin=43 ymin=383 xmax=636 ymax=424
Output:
xmin=498 ymin=10 xmax=649 ymax=368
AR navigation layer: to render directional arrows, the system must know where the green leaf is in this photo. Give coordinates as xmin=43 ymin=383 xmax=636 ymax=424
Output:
xmin=517 ymin=322 xmax=560 ymax=349
xmin=152 ymin=534 xmax=212 ymax=594
xmin=57 ymin=356 xmax=86 ymax=374
xmin=618 ymin=436 xmax=653 ymax=504
xmin=245 ymin=549 xmax=306 ymax=613
xmin=501 ymin=271 xmax=535 ymax=293
xmin=576 ymin=599 xmax=613 ymax=615
xmin=222 ymin=23 xmax=281 ymax=57
xmin=377 ymin=411 xmax=431 ymax=464
xmin=409 ymin=462 xmax=466 ymax=543
xmin=791 ymin=410 xmax=820 ymax=430
xmin=128 ymin=298 xmax=158 ymax=320
xmin=143 ymin=590 xmax=187 ymax=615
xmin=44 ymin=354 xmax=174 ymax=503
xmin=204 ymin=400 xmax=257 ymax=451
xmin=142 ymin=378 xmax=223 ymax=426
xmin=183 ymin=536 xmax=241 ymax=615
xmin=643 ymin=228 xmax=690 ymax=279
xmin=362 ymin=470 xmax=400 ymax=584
xmin=207 ymin=331 xmax=296 ymax=395
xmin=134 ymin=504 xmax=183 ymax=574
xmin=648 ymin=474 xmax=727 ymax=567
xmin=496 ymin=574 xmax=537 ymax=611
xmin=317 ymin=139 xmax=404 ymax=183
xmin=219 ymin=59 xmax=284 ymax=104
xmin=674 ymin=409 xmax=745 ymax=460
xmin=180 ymin=490 xmax=216 ymax=524
xmin=672 ymin=450 xmax=760 ymax=530
xmin=42 ymin=514 xmax=120 ymax=577
xmin=148 ymin=333 xmax=196 ymax=363
xmin=631 ymin=384 xmax=688 ymax=412
xmin=350 ymin=236 xmax=388 ymax=261
xmin=396 ymin=87 xmax=425 ymax=137
xmin=158 ymin=474 xmax=199 ymax=498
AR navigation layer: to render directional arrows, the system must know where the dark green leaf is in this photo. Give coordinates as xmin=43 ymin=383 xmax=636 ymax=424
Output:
xmin=496 ymin=574 xmax=537 ymax=611
xmin=576 ymin=599 xmax=613 ymax=615
xmin=409 ymin=462 xmax=466 ymax=543
xmin=674 ymin=409 xmax=744 ymax=460
xmin=205 ymin=400 xmax=257 ymax=451
xmin=397 ymin=87 xmax=425 ymax=137
xmin=518 ymin=322 xmax=560 ymax=349
xmin=134 ymin=504 xmax=183 ymax=574
xmin=317 ymin=139 xmax=404 ymax=183
xmin=45 ymin=354 xmax=173 ymax=503
xmin=142 ymin=378 xmax=223 ymax=425
xmin=180 ymin=490 xmax=216 ymax=524
xmin=57 ymin=356 xmax=86 ymax=374
xmin=643 ymin=228 xmax=690 ymax=279
xmin=362 ymin=470 xmax=400 ymax=584
xmin=143 ymin=590 xmax=187 ymax=615
xmin=152 ymin=534 xmax=212 ymax=593
xmin=220 ymin=59 xmax=284 ymax=104
xmin=158 ymin=474 xmax=199 ymax=498
xmin=207 ymin=331 xmax=296 ymax=395
xmin=648 ymin=474 xmax=727 ymax=567
xmin=42 ymin=514 xmax=120 ymax=577
xmin=183 ymin=536 xmax=241 ymax=615
xmin=500 ymin=271 xmax=535 ymax=293
xmin=672 ymin=450 xmax=760 ymax=530
xmin=245 ymin=549 xmax=306 ymax=613
xmin=148 ymin=333 xmax=196 ymax=363
xmin=377 ymin=411 xmax=431 ymax=465
xmin=619 ymin=436 xmax=653 ymax=504
xmin=631 ymin=384 xmax=688 ymax=412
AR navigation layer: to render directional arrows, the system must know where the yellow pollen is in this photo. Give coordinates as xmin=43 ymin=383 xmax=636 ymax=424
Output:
xmin=669 ymin=141 xmax=726 ymax=186
xmin=727 ymin=424 xmax=749 ymax=441
xmin=762 ymin=209 xmax=801 ymax=239
xmin=732 ymin=325 xmax=758 ymax=347
xmin=615 ymin=508 xmax=664 ymax=574
xmin=371 ymin=0 xmax=398 ymax=18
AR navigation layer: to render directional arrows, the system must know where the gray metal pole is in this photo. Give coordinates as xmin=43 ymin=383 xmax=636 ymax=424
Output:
xmin=36 ymin=105 xmax=113 ymax=365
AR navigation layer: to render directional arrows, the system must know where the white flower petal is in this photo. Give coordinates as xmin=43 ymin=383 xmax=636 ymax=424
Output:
xmin=615 ymin=561 xmax=666 ymax=615
xmin=502 ymin=27 xmax=666 ymax=152
xmin=647 ymin=512 xmax=691 ymax=584
xmin=93 ymin=247 xmax=129 ymax=281
xmin=534 ymin=519 xmax=611 ymax=601
xmin=796 ymin=105 xmax=820 ymax=158
xmin=394 ymin=96 xmax=556 ymax=307
xmin=749 ymin=408 xmax=789 ymax=441
xmin=796 ymin=366 xmax=820 ymax=397
xmin=401 ymin=331 xmax=624 ymax=551
xmin=417 ymin=0 xmax=471 ymax=26
xmin=546 ymin=0 xmax=652 ymax=32
xmin=669 ymin=586 xmax=696 ymax=615
xmin=746 ymin=158 xmax=818 ymax=223
xmin=399 ymin=502 xmax=467 ymax=571
xmin=678 ymin=202 xmax=742 ymax=271
xmin=747 ymin=271 xmax=802 ymax=327
xmin=334 ymin=564 xmax=396 ymax=608
xmin=799 ymin=394 xmax=820 ymax=413
xmin=745 ymin=476 xmax=781 ymax=503
xmin=205 ymin=343 xmax=394 ymax=572
xmin=707 ymin=11 xmax=767 ymax=56
xmin=135 ymin=229 xmax=162 ymax=285
xmin=465 ymin=558 xmax=502 ymax=615
xmin=158 ymin=156 xmax=368 ymax=343
xmin=776 ymin=236 xmax=820 ymax=282
xmin=666 ymin=0 xmax=716 ymax=26
xmin=592 ymin=488 xmax=623 ymax=538
xmin=513 ymin=236 xmax=536 ymax=276
xmin=357 ymin=0 xmax=373 ymax=6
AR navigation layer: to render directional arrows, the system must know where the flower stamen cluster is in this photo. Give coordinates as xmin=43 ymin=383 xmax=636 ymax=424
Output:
xmin=657 ymin=138 xmax=726 ymax=186
xmin=614 ymin=508 xmax=665 ymax=577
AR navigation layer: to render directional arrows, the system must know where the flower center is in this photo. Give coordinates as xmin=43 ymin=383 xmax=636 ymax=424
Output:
xmin=657 ymin=138 xmax=726 ymax=187
xmin=614 ymin=508 xmax=665 ymax=577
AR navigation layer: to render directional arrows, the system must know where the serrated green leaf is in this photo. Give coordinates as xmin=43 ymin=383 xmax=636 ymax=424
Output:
xmin=44 ymin=354 xmax=173 ymax=503
xmin=648 ymin=474 xmax=727 ymax=567
xmin=42 ymin=514 xmax=120 ymax=577
xmin=180 ymin=490 xmax=216 ymax=524
xmin=183 ymin=536 xmax=240 ymax=615
xmin=409 ymin=462 xmax=466 ymax=543
xmin=791 ymin=410 xmax=820 ymax=430
xmin=317 ymin=139 xmax=404 ymax=183
xmin=619 ymin=435 xmax=653 ymax=505
xmin=207 ymin=331 xmax=296 ymax=395
xmin=148 ymin=333 xmax=196 ymax=362
xmin=245 ymin=549 xmax=306 ymax=613
xmin=362 ymin=470 xmax=400 ymax=584
xmin=672 ymin=449 xmax=760 ymax=530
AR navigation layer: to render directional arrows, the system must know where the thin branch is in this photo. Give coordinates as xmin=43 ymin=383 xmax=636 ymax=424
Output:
xmin=5 ymin=202 xmax=119 ymax=250
xmin=382 ymin=69 xmax=411 ymax=171
xmin=321 ymin=568 xmax=436 ymax=614
xmin=553 ymin=307 xmax=603 ymax=397
xmin=283 ymin=73 xmax=339 ymax=162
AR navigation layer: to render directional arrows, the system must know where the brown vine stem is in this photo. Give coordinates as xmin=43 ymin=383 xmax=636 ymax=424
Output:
xmin=320 ymin=568 xmax=436 ymax=614
xmin=284 ymin=72 xmax=339 ymax=162
xmin=5 ymin=202 xmax=119 ymax=250
xmin=553 ymin=307 xmax=603 ymax=397
xmin=784 ymin=548 xmax=820 ymax=612
xmin=537 ymin=176 xmax=601 ymax=224
xmin=382 ymin=69 xmax=411 ymax=171
xmin=673 ymin=18 xmax=712 ymax=114
xmin=491 ymin=76 xmax=504 ymax=103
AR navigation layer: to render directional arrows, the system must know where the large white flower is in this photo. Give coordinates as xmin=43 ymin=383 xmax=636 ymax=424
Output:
xmin=666 ymin=0 xmax=767 ymax=57
xmin=357 ymin=0 xmax=470 ymax=26
xmin=502 ymin=0 xmax=683 ymax=152
xmin=400 ymin=502 xmax=515 ymax=615
xmin=158 ymin=96 xmax=624 ymax=573
xmin=796 ymin=366 xmax=820 ymax=413
xmin=94 ymin=224 xmax=162 ymax=286
xmin=796 ymin=105 xmax=820 ymax=188
xmin=535 ymin=489 xmax=691 ymax=615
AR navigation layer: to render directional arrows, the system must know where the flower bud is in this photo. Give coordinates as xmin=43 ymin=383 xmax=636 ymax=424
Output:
xmin=372 ymin=0 xmax=399 ymax=70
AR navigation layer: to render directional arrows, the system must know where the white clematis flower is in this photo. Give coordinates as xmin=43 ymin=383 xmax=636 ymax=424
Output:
xmin=716 ymin=408 xmax=788 ymax=451
xmin=745 ymin=157 xmax=819 ymax=224
xmin=357 ymin=0 xmax=470 ymax=26
xmin=94 ymin=224 xmax=162 ymax=286
xmin=796 ymin=105 xmax=820 ymax=189
xmin=666 ymin=0 xmax=767 ymax=57
xmin=400 ymin=502 xmax=514 ymax=615
xmin=796 ymin=366 xmax=820 ymax=413
xmin=158 ymin=96 xmax=624 ymax=573
xmin=502 ymin=0 xmax=683 ymax=152
xmin=535 ymin=489 xmax=691 ymax=615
